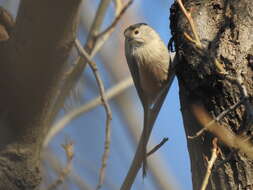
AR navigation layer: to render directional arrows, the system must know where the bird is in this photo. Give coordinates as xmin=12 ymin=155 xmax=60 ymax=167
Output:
xmin=124 ymin=23 xmax=173 ymax=177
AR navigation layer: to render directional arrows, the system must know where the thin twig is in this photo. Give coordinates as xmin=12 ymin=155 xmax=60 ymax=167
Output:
xmin=96 ymin=0 xmax=133 ymax=39
xmin=44 ymin=77 xmax=133 ymax=147
xmin=176 ymin=0 xmax=202 ymax=48
xmin=226 ymin=72 xmax=253 ymax=132
xmin=46 ymin=0 xmax=112 ymax=131
xmin=50 ymin=0 xmax=133 ymax=120
xmin=192 ymin=104 xmax=253 ymax=159
xmin=44 ymin=77 xmax=132 ymax=146
xmin=214 ymin=149 xmax=237 ymax=171
xmin=147 ymin=138 xmax=169 ymax=157
xmin=188 ymin=128 xmax=206 ymax=139
xmin=234 ymin=73 xmax=253 ymax=131
xmin=75 ymin=39 xmax=112 ymax=190
xmin=92 ymin=0 xmax=133 ymax=55
xmin=177 ymin=0 xmax=227 ymax=75
xmin=86 ymin=0 xmax=112 ymax=40
xmin=47 ymin=141 xmax=74 ymax=190
xmin=188 ymin=98 xmax=245 ymax=139
xmin=200 ymin=138 xmax=219 ymax=190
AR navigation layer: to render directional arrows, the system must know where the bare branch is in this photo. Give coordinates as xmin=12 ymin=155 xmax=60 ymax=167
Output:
xmin=177 ymin=0 xmax=227 ymax=75
xmin=113 ymin=0 xmax=123 ymax=16
xmin=147 ymin=138 xmax=169 ymax=157
xmin=47 ymin=141 xmax=74 ymax=190
xmin=188 ymin=98 xmax=244 ymax=139
xmin=43 ymin=149 xmax=94 ymax=190
xmin=231 ymin=73 xmax=253 ymax=131
xmin=86 ymin=0 xmax=112 ymax=41
xmin=75 ymin=39 xmax=112 ymax=190
xmin=213 ymin=149 xmax=237 ymax=171
xmin=49 ymin=0 xmax=112 ymax=120
xmin=44 ymin=77 xmax=133 ymax=147
xmin=0 ymin=1 xmax=81 ymax=188
xmin=200 ymin=138 xmax=219 ymax=190
xmin=92 ymin=0 xmax=133 ymax=59
xmin=51 ymin=0 xmax=133 ymax=119
xmin=192 ymin=104 xmax=253 ymax=159
xmin=176 ymin=0 xmax=202 ymax=48
xmin=96 ymin=0 xmax=133 ymax=39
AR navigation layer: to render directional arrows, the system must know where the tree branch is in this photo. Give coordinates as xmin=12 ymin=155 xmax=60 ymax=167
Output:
xmin=47 ymin=141 xmax=74 ymax=190
xmin=44 ymin=77 xmax=133 ymax=147
xmin=0 ymin=0 xmax=82 ymax=189
xmin=75 ymin=39 xmax=112 ymax=190
xmin=3 ymin=0 xmax=81 ymax=146
xmin=200 ymin=138 xmax=219 ymax=190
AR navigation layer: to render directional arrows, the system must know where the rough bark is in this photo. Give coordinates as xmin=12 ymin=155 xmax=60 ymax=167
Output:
xmin=0 ymin=1 xmax=81 ymax=189
xmin=170 ymin=0 xmax=253 ymax=189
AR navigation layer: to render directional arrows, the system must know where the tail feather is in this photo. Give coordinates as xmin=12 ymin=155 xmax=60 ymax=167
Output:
xmin=141 ymin=80 xmax=173 ymax=177
xmin=142 ymin=114 xmax=149 ymax=177
xmin=142 ymin=145 xmax=147 ymax=177
xmin=141 ymin=107 xmax=153 ymax=178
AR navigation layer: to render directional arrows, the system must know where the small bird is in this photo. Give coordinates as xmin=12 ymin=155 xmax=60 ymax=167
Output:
xmin=124 ymin=23 xmax=172 ymax=177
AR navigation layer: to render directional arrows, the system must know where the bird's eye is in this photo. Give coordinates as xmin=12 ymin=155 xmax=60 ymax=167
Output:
xmin=134 ymin=30 xmax=139 ymax=35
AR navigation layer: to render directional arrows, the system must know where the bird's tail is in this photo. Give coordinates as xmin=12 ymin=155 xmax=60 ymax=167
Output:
xmin=142 ymin=112 xmax=149 ymax=177
xmin=141 ymin=59 xmax=176 ymax=177
xmin=142 ymin=107 xmax=154 ymax=178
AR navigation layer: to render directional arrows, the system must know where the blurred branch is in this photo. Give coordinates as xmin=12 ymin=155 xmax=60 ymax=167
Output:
xmin=192 ymin=104 xmax=253 ymax=159
xmin=188 ymin=98 xmax=244 ymax=139
xmin=75 ymin=39 xmax=112 ymax=190
xmin=50 ymin=0 xmax=133 ymax=128
xmin=86 ymin=0 xmax=112 ymax=41
xmin=47 ymin=141 xmax=74 ymax=190
xmin=0 ymin=0 xmax=81 ymax=188
xmin=96 ymin=0 xmax=133 ymax=39
xmin=113 ymin=0 xmax=122 ymax=16
xmin=45 ymin=0 xmax=133 ymax=147
xmin=43 ymin=149 xmax=93 ymax=190
xmin=91 ymin=0 xmax=133 ymax=60
xmin=189 ymin=73 xmax=253 ymax=141
xmin=48 ymin=0 xmax=112 ymax=121
xmin=227 ymin=73 xmax=253 ymax=132
xmin=44 ymin=77 xmax=133 ymax=147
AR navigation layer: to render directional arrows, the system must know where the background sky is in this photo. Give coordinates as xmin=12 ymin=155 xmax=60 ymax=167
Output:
xmin=2 ymin=0 xmax=192 ymax=189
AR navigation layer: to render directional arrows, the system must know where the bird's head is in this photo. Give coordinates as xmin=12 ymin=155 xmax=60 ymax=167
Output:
xmin=124 ymin=23 xmax=158 ymax=46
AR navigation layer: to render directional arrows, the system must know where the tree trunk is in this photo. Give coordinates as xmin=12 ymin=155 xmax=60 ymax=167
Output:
xmin=0 ymin=1 xmax=81 ymax=189
xmin=170 ymin=0 xmax=253 ymax=189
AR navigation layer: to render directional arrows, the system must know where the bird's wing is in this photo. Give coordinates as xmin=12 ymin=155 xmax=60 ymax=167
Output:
xmin=125 ymin=51 xmax=147 ymax=106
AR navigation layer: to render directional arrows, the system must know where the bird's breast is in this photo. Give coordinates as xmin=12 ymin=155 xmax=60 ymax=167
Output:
xmin=129 ymin=41 xmax=170 ymax=104
xmin=137 ymin=56 xmax=169 ymax=105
